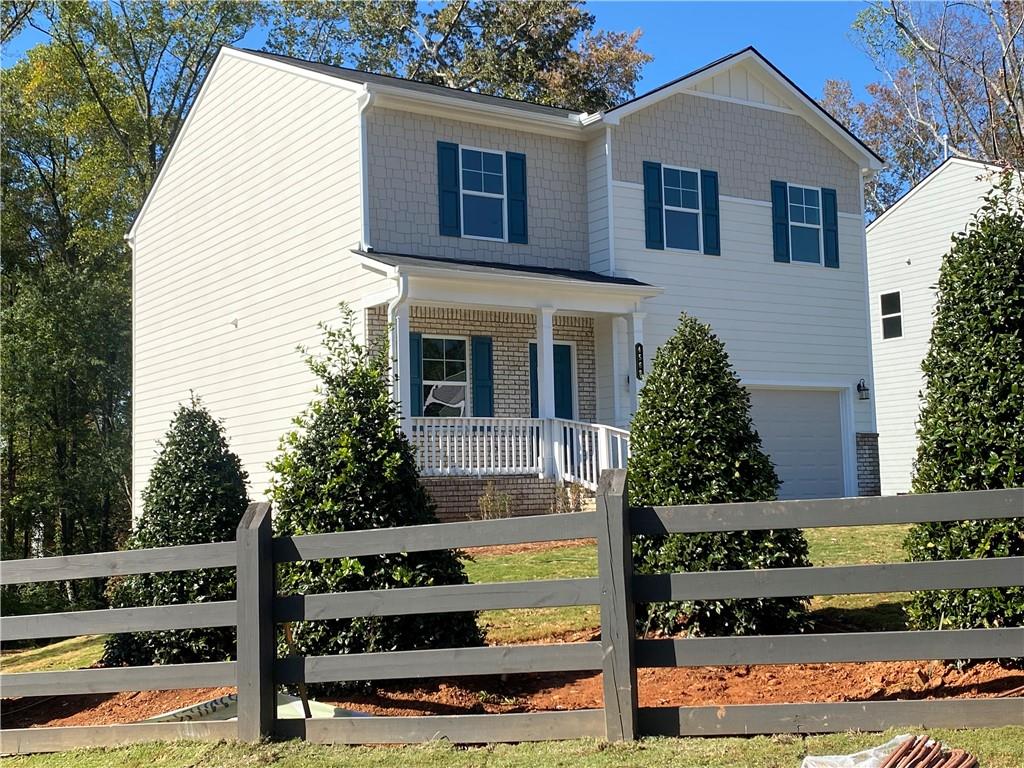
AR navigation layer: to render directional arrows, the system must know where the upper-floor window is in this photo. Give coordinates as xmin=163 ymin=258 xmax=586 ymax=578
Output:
xmin=770 ymin=180 xmax=839 ymax=268
xmin=642 ymin=161 xmax=720 ymax=255
xmin=880 ymin=291 xmax=903 ymax=339
xmin=663 ymin=166 xmax=702 ymax=252
xmin=437 ymin=141 xmax=528 ymax=244
xmin=461 ymin=147 xmax=505 ymax=241
xmin=788 ymin=184 xmax=822 ymax=264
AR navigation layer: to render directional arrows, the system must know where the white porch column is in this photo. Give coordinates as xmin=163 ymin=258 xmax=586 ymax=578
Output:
xmin=627 ymin=312 xmax=646 ymax=418
xmin=536 ymin=307 xmax=557 ymax=478
xmin=390 ymin=301 xmax=412 ymax=436
xmin=611 ymin=316 xmax=627 ymax=426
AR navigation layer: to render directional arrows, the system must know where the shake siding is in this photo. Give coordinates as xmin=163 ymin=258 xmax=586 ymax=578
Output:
xmin=132 ymin=54 xmax=385 ymax=513
xmin=613 ymin=188 xmax=874 ymax=433
xmin=587 ymin=135 xmax=610 ymax=273
xmin=866 ymin=160 xmax=996 ymax=494
xmin=364 ymin=107 xmax=588 ymax=269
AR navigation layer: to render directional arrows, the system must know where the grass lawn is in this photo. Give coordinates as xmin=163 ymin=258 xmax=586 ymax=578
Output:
xmin=4 ymin=729 xmax=1024 ymax=768
xmin=0 ymin=635 xmax=106 ymax=674
xmin=463 ymin=524 xmax=914 ymax=642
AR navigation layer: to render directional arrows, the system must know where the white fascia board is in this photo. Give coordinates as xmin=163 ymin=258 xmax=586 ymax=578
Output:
xmin=221 ymin=47 xmax=366 ymax=93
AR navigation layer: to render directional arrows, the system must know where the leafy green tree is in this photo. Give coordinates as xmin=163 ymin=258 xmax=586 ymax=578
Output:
xmin=268 ymin=0 xmax=651 ymax=111
xmin=905 ymin=172 xmax=1024 ymax=635
xmin=628 ymin=313 xmax=811 ymax=636
xmin=270 ymin=308 xmax=482 ymax=691
xmin=103 ymin=398 xmax=249 ymax=666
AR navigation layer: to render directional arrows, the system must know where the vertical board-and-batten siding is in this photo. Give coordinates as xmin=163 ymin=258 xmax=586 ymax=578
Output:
xmin=132 ymin=53 xmax=386 ymax=513
xmin=364 ymin=107 xmax=588 ymax=269
xmin=607 ymin=88 xmax=873 ymax=437
xmin=866 ymin=160 xmax=998 ymax=494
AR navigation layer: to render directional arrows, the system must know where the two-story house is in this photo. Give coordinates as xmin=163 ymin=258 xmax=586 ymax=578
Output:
xmin=129 ymin=46 xmax=883 ymax=519
xmin=866 ymin=157 xmax=1005 ymax=495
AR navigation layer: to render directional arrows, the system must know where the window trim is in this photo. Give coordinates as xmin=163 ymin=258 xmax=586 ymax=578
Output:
xmin=420 ymin=334 xmax=471 ymax=416
xmin=662 ymin=164 xmax=703 ymax=253
xmin=458 ymin=145 xmax=508 ymax=243
xmin=787 ymin=182 xmax=824 ymax=266
xmin=879 ymin=290 xmax=903 ymax=340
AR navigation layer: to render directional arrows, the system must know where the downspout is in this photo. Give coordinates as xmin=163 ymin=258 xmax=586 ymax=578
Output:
xmin=357 ymin=85 xmax=375 ymax=252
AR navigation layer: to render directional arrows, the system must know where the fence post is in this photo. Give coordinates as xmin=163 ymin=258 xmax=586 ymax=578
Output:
xmin=596 ymin=468 xmax=638 ymax=741
xmin=236 ymin=501 xmax=274 ymax=742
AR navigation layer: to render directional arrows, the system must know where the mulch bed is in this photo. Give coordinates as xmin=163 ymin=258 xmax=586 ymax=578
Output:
xmin=3 ymin=659 xmax=1020 ymax=728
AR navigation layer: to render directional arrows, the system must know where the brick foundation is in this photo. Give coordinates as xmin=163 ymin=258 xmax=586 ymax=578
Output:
xmin=421 ymin=475 xmax=562 ymax=522
xmin=856 ymin=432 xmax=881 ymax=496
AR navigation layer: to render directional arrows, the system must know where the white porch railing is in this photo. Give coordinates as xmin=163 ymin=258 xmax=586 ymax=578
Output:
xmin=411 ymin=417 xmax=629 ymax=490
xmin=410 ymin=417 xmax=546 ymax=476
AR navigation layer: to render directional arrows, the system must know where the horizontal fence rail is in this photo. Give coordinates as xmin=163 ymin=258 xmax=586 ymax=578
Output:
xmin=0 ymin=541 xmax=237 ymax=585
xmin=631 ymin=487 xmax=1022 ymax=534
xmin=2 ymin=481 xmax=1023 ymax=755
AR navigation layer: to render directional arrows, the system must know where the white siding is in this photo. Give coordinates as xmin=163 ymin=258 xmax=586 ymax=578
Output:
xmin=866 ymin=159 xmax=996 ymax=494
xmin=587 ymin=133 xmax=610 ymax=273
xmin=613 ymin=185 xmax=875 ymax=438
xmin=132 ymin=52 xmax=388 ymax=514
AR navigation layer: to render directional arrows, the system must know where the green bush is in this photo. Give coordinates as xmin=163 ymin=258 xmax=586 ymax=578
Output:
xmin=103 ymin=398 xmax=249 ymax=666
xmin=269 ymin=308 xmax=482 ymax=692
xmin=628 ymin=313 xmax=811 ymax=636
xmin=906 ymin=171 xmax=1024 ymax=636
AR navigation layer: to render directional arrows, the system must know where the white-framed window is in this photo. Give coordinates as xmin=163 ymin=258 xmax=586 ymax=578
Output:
xmin=421 ymin=335 xmax=469 ymax=416
xmin=663 ymin=165 xmax=702 ymax=251
xmin=880 ymin=291 xmax=903 ymax=339
xmin=788 ymin=184 xmax=822 ymax=264
xmin=459 ymin=146 xmax=506 ymax=241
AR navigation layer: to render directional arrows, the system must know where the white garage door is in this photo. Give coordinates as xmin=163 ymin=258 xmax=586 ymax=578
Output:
xmin=748 ymin=389 xmax=845 ymax=500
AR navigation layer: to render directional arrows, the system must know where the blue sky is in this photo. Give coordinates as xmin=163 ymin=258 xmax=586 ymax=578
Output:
xmin=4 ymin=2 xmax=883 ymax=102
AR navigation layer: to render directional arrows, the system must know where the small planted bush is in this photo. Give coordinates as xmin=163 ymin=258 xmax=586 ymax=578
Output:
xmin=906 ymin=171 xmax=1024 ymax=637
xmin=269 ymin=307 xmax=482 ymax=692
xmin=628 ymin=313 xmax=811 ymax=636
xmin=103 ymin=398 xmax=248 ymax=666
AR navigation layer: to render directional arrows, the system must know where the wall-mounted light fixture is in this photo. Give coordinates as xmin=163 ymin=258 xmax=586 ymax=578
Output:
xmin=857 ymin=378 xmax=870 ymax=400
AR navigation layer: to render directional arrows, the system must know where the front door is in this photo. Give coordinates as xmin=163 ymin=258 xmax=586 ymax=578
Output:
xmin=530 ymin=343 xmax=574 ymax=419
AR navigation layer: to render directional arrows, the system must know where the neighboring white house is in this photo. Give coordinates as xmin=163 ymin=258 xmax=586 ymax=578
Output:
xmin=128 ymin=45 xmax=884 ymax=518
xmin=866 ymin=157 xmax=1004 ymax=495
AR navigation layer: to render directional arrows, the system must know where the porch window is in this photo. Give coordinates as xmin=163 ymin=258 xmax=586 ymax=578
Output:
xmin=460 ymin=147 xmax=505 ymax=240
xmin=422 ymin=336 xmax=468 ymax=416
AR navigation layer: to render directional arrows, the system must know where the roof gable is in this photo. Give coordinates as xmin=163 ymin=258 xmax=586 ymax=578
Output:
xmin=605 ymin=47 xmax=883 ymax=170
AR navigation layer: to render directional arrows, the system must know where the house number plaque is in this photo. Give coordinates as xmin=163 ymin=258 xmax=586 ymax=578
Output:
xmin=635 ymin=343 xmax=645 ymax=380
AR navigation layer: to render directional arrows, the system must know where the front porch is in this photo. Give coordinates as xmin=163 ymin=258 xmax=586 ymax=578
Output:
xmin=358 ymin=249 xmax=660 ymax=495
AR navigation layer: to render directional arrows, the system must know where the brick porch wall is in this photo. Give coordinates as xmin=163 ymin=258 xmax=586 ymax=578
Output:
xmin=856 ymin=432 xmax=881 ymax=496
xmin=421 ymin=475 xmax=558 ymax=522
xmin=366 ymin=305 xmax=596 ymax=421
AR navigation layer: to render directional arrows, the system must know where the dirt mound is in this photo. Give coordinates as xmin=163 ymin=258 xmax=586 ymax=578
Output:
xmin=3 ymin=661 xmax=1019 ymax=728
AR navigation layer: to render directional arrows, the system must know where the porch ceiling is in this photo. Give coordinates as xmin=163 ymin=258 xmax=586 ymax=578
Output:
xmin=356 ymin=249 xmax=661 ymax=315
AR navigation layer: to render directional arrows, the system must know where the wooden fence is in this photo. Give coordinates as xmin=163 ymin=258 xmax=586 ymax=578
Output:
xmin=1 ymin=472 xmax=1022 ymax=753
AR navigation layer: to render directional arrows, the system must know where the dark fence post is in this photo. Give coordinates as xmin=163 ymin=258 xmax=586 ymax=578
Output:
xmin=596 ymin=468 xmax=638 ymax=741
xmin=236 ymin=502 xmax=274 ymax=742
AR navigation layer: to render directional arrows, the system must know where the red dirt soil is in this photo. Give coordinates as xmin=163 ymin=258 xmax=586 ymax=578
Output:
xmin=3 ymin=660 xmax=1020 ymax=728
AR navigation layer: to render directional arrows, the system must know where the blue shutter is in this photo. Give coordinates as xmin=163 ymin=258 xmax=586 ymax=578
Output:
xmin=529 ymin=343 xmax=538 ymax=418
xmin=506 ymin=152 xmax=528 ymax=244
xmin=409 ymin=332 xmax=423 ymax=417
xmin=437 ymin=141 xmax=460 ymax=237
xmin=771 ymin=180 xmax=790 ymax=263
xmin=822 ymin=187 xmax=839 ymax=269
xmin=643 ymin=161 xmax=664 ymax=250
xmin=471 ymin=336 xmax=494 ymax=417
xmin=700 ymin=169 xmax=720 ymax=256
